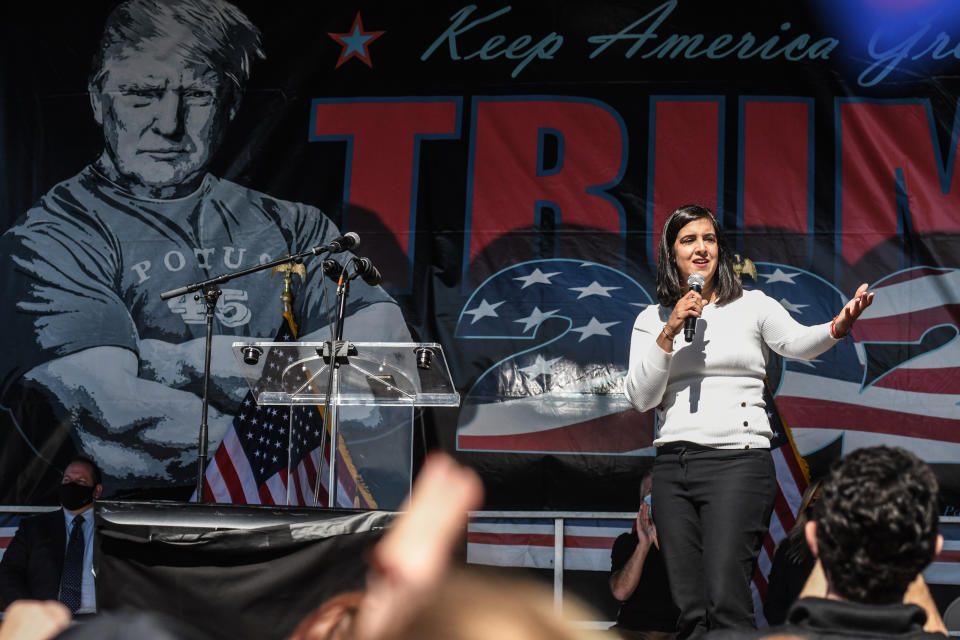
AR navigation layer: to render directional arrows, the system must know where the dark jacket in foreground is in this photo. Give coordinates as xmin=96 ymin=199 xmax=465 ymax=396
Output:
xmin=0 ymin=509 xmax=65 ymax=608
xmin=705 ymin=597 xmax=943 ymax=639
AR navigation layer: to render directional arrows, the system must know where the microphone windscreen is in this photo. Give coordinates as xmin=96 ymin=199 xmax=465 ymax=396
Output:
xmin=341 ymin=232 xmax=360 ymax=251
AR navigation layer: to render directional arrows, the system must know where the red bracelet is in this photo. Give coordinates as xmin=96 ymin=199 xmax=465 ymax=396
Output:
xmin=830 ymin=315 xmax=848 ymax=339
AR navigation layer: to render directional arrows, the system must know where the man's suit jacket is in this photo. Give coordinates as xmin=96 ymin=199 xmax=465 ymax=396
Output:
xmin=0 ymin=509 xmax=66 ymax=608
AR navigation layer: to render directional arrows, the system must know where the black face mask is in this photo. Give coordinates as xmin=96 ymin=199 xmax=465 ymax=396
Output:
xmin=59 ymin=482 xmax=95 ymax=511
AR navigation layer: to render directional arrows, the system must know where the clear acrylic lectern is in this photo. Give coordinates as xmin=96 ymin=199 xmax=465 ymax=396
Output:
xmin=231 ymin=341 xmax=459 ymax=509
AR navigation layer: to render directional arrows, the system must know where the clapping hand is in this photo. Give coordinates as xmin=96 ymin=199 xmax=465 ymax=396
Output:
xmin=636 ymin=501 xmax=658 ymax=548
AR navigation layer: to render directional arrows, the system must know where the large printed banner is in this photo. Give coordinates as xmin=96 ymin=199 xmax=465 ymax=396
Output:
xmin=1 ymin=0 xmax=958 ymax=509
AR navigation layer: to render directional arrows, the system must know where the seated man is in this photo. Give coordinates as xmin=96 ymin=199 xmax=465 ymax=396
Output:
xmin=707 ymin=446 xmax=945 ymax=639
xmin=0 ymin=456 xmax=103 ymax=614
xmin=609 ymin=471 xmax=680 ymax=639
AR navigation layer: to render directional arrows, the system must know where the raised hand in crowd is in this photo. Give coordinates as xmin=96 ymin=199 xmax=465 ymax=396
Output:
xmin=0 ymin=600 xmax=70 ymax=640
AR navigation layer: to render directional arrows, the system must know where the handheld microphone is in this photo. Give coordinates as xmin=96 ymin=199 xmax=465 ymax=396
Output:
xmin=684 ymin=274 xmax=705 ymax=343
xmin=351 ymin=257 xmax=382 ymax=286
xmin=307 ymin=232 xmax=360 ymax=256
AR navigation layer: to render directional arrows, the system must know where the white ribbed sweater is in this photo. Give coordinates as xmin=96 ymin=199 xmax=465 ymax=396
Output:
xmin=623 ymin=289 xmax=840 ymax=449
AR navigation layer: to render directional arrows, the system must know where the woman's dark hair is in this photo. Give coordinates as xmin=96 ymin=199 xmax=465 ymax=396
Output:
xmin=785 ymin=478 xmax=822 ymax=565
xmin=655 ymin=204 xmax=742 ymax=307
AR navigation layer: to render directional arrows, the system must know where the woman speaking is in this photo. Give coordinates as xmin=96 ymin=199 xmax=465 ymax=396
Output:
xmin=624 ymin=204 xmax=873 ymax=639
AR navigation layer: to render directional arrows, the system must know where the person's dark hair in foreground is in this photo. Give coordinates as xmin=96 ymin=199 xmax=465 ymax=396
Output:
xmin=705 ymin=446 xmax=944 ymax=640
xmin=813 ymin=446 xmax=940 ymax=605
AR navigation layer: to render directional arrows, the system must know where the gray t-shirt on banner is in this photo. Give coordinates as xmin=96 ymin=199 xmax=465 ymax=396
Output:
xmin=1 ymin=166 xmax=400 ymax=377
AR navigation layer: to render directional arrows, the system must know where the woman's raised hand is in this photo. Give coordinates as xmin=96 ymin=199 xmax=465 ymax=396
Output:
xmin=833 ymin=283 xmax=875 ymax=337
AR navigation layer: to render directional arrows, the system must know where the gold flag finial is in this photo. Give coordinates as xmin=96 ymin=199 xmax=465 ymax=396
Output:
xmin=733 ymin=254 xmax=758 ymax=282
xmin=271 ymin=261 xmax=307 ymax=337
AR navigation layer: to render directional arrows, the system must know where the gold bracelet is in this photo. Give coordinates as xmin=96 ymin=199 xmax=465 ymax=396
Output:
xmin=661 ymin=325 xmax=676 ymax=340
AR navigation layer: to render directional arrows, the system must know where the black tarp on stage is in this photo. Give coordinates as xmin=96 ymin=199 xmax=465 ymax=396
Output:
xmin=94 ymin=501 xmax=395 ymax=640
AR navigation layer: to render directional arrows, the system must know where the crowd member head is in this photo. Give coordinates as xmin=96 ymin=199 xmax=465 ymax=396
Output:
xmin=59 ymin=455 xmax=103 ymax=515
xmin=87 ymin=0 xmax=264 ymax=198
xmin=391 ymin=569 xmax=605 ymax=640
xmin=785 ymin=479 xmax=821 ymax=565
xmin=288 ymin=591 xmax=364 ymax=640
xmin=290 ymin=571 xmax=604 ymax=640
xmin=655 ymin=204 xmax=742 ymax=307
xmin=807 ymin=446 xmax=942 ymax=605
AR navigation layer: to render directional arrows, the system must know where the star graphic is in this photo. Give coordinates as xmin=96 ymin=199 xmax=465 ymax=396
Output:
xmin=514 ymin=268 xmax=561 ymax=289
xmin=463 ymin=298 xmax=504 ymax=324
xmin=784 ymin=357 xmax=822 ymax=368
xmin=570 ymin=317 xmax=620 ymax=342
xmin=778 ymin=298 xmax=809 ymax=314
xmin=759 ymin=268 xmax=799 ymax=284
xmin=569 ymin=281 xmax=621 ymax=299
xmin=328 ymin=12 xmax=385 ymax=69
xmin=514 ymin=306 xmax=560 ymax=333
xmin=519 ymin=354 xmax=563 ymax=379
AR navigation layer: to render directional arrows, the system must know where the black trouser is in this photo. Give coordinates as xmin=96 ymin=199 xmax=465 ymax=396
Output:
xmin=652 ymin=444 xmax=776 ymax=640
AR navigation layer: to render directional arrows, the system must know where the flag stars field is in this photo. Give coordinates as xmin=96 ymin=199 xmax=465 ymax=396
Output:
xmin=569 ymin=281 xmax=621 ymax=299
xmin=464 ymin=298 xmax=505 ymax=324
xmin=514 ymin=306 xmax=560 ymax=333
xmin=519 ymin=354 xmax=562 ymax=380
xmin=513 ymin=268 xmax=561 ymax=289
xmin=760 ymin=268 xmax=800 ymax=284
xmin=571 ymin=317 xmax=620 ymax=342
xmin=778 ymin=298 xmax=809 ymax=314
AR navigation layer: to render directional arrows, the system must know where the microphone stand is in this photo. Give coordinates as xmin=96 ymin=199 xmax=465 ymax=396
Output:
xmin=313 ymin=261 xmax=356 ymax=507
xmin=160 ymin=246 xmax=335 ymax=503
xmin=196 ymin=283 xmax=221 ymax=503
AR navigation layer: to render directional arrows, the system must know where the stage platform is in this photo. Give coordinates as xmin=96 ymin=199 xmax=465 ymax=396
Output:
xmin=1 ymin=505 xmax=958 ymax=638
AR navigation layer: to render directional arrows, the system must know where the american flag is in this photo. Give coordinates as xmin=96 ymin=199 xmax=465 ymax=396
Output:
xmin=455 ymin=259 xmax=655 ymax=454
xmin=201 ymin=318 xmax=375 ymax=508
xmin=751 ymin=381 xmax=808 ymax=627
